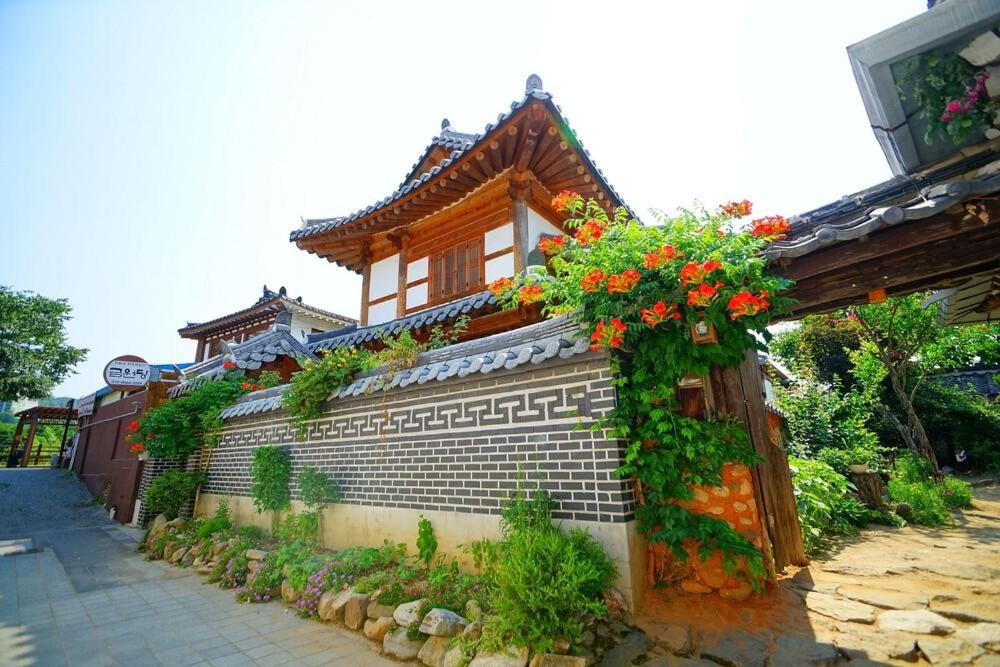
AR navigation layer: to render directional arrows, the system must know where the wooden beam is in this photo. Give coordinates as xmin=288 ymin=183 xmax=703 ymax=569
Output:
xmin=359 ymin=241 xmax=372 ymax=326
xmin=395 ymin=230 xmax=409 ymax=318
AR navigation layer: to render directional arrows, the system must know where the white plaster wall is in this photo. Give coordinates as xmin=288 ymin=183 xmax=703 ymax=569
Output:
xmin=407 ymin=257 xmax=428 ymax=282
xmin=485 ymin=253 xmax=515 ymax=283
xmin=485 ymin=223 xmax=513 ymax=254
xmin=527 ymin=207 xmax=564 ymax=249
xmin=369 ymin=254 xmax=399 ymax=300
xmin=407 ymin=283 xmax=428 ymax=310
xmin=290 ymin=312 xmax=343 ymax=342
xmin=367 ymin=298 xmax=397 ymax=325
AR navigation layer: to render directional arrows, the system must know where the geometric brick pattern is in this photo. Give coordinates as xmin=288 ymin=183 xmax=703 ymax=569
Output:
xmin=202 ymin=358 xmax=636 ymax=523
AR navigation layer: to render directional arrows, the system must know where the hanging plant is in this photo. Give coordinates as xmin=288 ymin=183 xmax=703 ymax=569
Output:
xmin=490 ymin=194 xmax=794 ymax=585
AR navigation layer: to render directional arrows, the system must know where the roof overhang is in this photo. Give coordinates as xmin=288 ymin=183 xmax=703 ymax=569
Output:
xmin=847 ymin=0 xmax=1000 ymax=176
xmin=927 ymin=272 xmax=1000 ymax=325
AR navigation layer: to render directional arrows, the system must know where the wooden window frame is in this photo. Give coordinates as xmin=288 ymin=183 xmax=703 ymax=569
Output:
xmin=427 ymin=236 xmax=485 ymax=308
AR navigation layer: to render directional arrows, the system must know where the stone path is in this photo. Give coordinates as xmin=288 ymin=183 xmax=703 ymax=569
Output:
xmin=0 ymin=469 xmax=393 ymax=666
xmin=635 ymin=480 xmax=1000 ymax=666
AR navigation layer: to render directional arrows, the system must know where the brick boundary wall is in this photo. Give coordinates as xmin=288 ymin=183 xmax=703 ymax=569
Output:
xmin=135 ymin=456 xmax=195 ymax=526
xmin=201 ymin=356 xmax=636 ymax=524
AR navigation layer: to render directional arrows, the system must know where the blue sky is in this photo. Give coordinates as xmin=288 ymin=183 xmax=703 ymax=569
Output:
xmin=1 ymin=0 xmax=923 ymax=398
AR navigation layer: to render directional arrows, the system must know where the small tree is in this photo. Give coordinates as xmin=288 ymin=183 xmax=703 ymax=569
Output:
xmin=0 ymin=286 xmax=88 ymax=401
xmin=250 ymin=446 xmax=292 ymax=532
xmin=297 ymin=466 xmax=339 ymax=545
xmin=848 ymin=294 xmax=1000 ymax=474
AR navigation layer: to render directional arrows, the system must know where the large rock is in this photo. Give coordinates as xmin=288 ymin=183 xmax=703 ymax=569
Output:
xmin=383 ymin=627 xmax=425 ymax=660
xmin=916 ymin=636 xmax=985 ymax=667
xmin=803 ymin=592 xmax=877 ymax=624
xmin=955 ymin=622 xmax=1000 ymax=651
xmin=147 ymin=513 xmax=168 ymax=540
xmin=443 ymin=646 xmax=470 ymax=667
xmin=699 ymin=629 xmax=771 ymax=667
xmin=180 ymin=550 xmax=196 ymax=567
xmin=465 ymin=599 xmax=483 ymax=622
xmin=364 ymin=616 xmax=394 ymax=642
xmin=319 ymin=587 xmax=354 ymax=622
xmin=769 ymin=634 xmax=838 ymax=666
xmin=878 ymin=610 xmax=956 ymax=635
xmin=643 ymin=621 xmax=690 ymax=655
xmin=246 ymin=548 xmax=268 ymax=561
xmin=169 ymin=547 xmax=188 ymax=564
xmin=420 ymin=608 xmax=467 ymax=637
xmin=469 ymin=645 xmax=529 ymax=667
xmin=418 ymin=636 xmax=451 ymax=666
xmin=394 ymin=599 xmax=427 ymax=627
xmin=344 ymin=593 xmax=370 ymax=630
xmin=161 ymin=541 xmax=176 ymax=559
xmin=930 ymin=596 xmax=1000 ymax=624
xmin=462 ymin=621 xmax=483 ymax=642
xmin=212 ymin=539 xmax=231 ymax=556
xmin=599 ymin=632 xmax=650 ymax=667
xmin=281 ymin=579 xmax=300 ymax=604
xmin=836 ymin=585 xmax=928 ymax=610
xmin=528 ymin=655 xmax=588 ymax=667
xmin=368 ymin=601 xmax=396 ymax=619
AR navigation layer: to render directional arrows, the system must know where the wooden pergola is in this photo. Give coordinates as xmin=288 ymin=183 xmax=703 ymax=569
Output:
xmin=5 ymin=405 xmax=78 ymax=468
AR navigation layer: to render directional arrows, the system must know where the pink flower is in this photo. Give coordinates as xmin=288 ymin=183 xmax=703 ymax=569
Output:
xmin=946 ymin=100 xmax=963 ymax=113
xmin=940 ymin=112 xmax=953 ymax=122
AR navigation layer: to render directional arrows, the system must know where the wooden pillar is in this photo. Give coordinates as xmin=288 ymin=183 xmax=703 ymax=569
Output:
xmin=508 ymin=173 xmax=532 ymax=273
xmin=391 ymin=229 xmax=410 ymax=318
xmin=194 ymin=339 xmax=205 ymax=363
xmin=21 ymin=416 xmax=37 ymax=468
xmin=359 ymin=241 xmax=372 ymax=326
xmin=6 ymin=418 xmax=24 ymax=467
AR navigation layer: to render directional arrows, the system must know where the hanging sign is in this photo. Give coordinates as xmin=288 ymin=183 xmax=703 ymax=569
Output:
xmin=103 ymin=355 xmax=151 ymax=391
xmin=76 ymin=392 xmax=97 ymax=418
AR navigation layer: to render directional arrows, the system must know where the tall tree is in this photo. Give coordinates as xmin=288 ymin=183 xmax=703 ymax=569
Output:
xmin=847 ymin=294 xmax=999 ymax=474
xmin=0 ymin=286 xmax=88 ymax=401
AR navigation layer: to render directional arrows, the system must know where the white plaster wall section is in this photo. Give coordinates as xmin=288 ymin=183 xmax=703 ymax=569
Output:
xmin=407 ymin=257 xmax=428 ymax=282
xmin=527 ymin=207 xmax=564 ymax=249
xmin=407 ymin=283 xmax=428 ymax=310
xmin=484 ymin=222 xmax=513 ymax=254
xmin=485 ymin=253 xmax=515 ymax=283
xmin=369 ymin=254 xmax=399 ymax=300
xmin=406 ymin=257 xmax=429 ymax=309
xmin=367 ymin=298 xmax=397 ymax=325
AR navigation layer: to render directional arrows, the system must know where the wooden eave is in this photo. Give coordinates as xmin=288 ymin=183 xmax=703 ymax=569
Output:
xmin=293 ymin=96 xmax=627 ymax=273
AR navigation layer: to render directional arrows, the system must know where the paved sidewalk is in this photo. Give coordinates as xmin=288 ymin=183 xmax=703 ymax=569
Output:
xmin=0 ymin=469 xmax=393 ymax=666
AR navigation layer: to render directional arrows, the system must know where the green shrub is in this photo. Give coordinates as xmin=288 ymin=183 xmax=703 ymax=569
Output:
xmin=145 ymin=470 xmax=203 ymax=519
xmin=298 ymin=466 xmax=339 ymax=510
xmin=250 ymin=446 xmax=292 ymax=529
xmin=275 ymin=512 xmax=318 ymax=544
xmin=416 ymin=516 xmax=437 ymax=566
xmin=887 ymin=452 xmax=971 ymax=525
xmin=196 ymin=515 xmax=231 ymax=539
xmin=941 ymin=477 xmax=973 ymax=510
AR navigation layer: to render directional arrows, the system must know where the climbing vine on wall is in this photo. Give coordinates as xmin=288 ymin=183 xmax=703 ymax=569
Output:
xmin=490 ymin=193 xmax=793 ymax=584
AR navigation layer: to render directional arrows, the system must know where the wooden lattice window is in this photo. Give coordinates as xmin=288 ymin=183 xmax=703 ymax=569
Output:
xmin=429 ymin=237 xmax=484 ymax=305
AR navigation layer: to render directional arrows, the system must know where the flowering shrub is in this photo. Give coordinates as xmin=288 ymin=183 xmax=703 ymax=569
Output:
xmin=490 ymin=192 xmax=793 ymax=583
xmin=900 ymin=52 xmax=997 ymax=145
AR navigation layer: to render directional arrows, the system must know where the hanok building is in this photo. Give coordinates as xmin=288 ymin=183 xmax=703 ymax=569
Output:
xmin=178 ymin=286 xmax=355 ymax=363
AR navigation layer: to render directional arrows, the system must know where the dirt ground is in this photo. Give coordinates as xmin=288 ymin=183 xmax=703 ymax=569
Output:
xmin=634 ymin=480 xmax=1000 ymax=666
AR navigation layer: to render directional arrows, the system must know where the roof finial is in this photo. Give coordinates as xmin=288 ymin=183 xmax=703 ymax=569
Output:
xmin=525 ymin=74 xmax=543 ymax=94
xmin=441 ymin=117 xmax=450 ymax=131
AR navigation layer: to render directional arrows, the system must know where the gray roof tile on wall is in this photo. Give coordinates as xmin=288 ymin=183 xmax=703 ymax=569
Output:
xmin=220 ymin=316 xmax=594 ymax=421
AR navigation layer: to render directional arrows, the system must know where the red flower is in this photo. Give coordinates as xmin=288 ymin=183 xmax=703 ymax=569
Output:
xmin=127 ymin=420 xmax=139 ymax=433
xmin=589 ymin=318 xmax=627 ymax=351
xmin=640 ymin=300 xmax=681 ymax=328
xmin=222 ymin=361 xmax=236 ymax=370
xmin=687 ymin=281 xmax=723 ymax=307
xmin=552 ymin=190 xmax=580 ymax=213
xmin=580 ymin=269 xmax=606 ymax=293
xmin=644 ymin=244 xmax=679 ymax=269
xmin=488 ymin=277 xmax=514 ymax=297
xmin=680 ymin=260 xmax=724 ymax=285
xmin=518 ymin=284 xmax=544 ymax=305
xmin=750 ymin=215 xmax=790 ymax=239
xmin=606 ymin=269 xmax=640 ymax=294
xmin=720 ymin=200 xmax=753 ymax=218
xmin=727 ymin=290 xmax=771 ymax=319
xmin=574 ymin=219 xmax=605 ymax=245
xmin=538 ymin=236 xmax=567 ymax=255
xmin=129 ymin=443 xmax=145 ymax=455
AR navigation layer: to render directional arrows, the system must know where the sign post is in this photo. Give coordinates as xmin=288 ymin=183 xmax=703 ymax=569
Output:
xmin=103 ymin=355 xmax=152 ymax=392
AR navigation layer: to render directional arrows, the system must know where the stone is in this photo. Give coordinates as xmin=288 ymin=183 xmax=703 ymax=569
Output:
xmin=895 ymin=502 xmax=913 ymax=520
xmin=836 ymin=584 xmax=928 ymax=610
xmin=718 ymin=580 xmax=753 ymax=602
xmin=420 ymin=608 xmax=467 ymax=637
xmin=642 ymin=658 xmax=715 ymax=666
xmin=550 ymin=638 xmax=570 ymax=654
xmin=147 ymin=513 xmax=168 ymax=539
xmin=769 ymin=634 xmax=838 ymax=666
xmin=955 ymin=622 xmax=1000 ymax=651
xmin=469 ymin=645 xmax=530 ymax=667
xmin=281 ymin=579 xmax=300 ymax=604
xmin=528 ymin=655 xmax=587 ymax=667
xmin=246 ymin=548 xmax=268 ymax=561
xmin=344 ymin=593 xmax=370 ymax=630
xmin=643 ymin=621 xmax=690 ymax=655
xmin=699 ymin=629 xmax=771 ymax=667
xmin=442 ymin=646 xmax=470 ymax=667
xmin=418 ymin=636 xmax=451 ymax=666
xmin=462 ymin=621 xmax=482 ymax=641
xmin=394 ymin=598 xmax=428 ymax=627
xmin=465 ymin=599 xmax=483 ymax=621
xmin=162 ymin=541 xmax=176 ymax=559
xmin=212 ymin=539 xmax=230 ymax=556
xmin=576 ymin=629 xmax=595 ymax=647
xmin=368 ymin=601 xmax=396 ymax=619
xmin=803 ymin=591 xmax=877 ymax=624
xmin=930 ymin=596 xmax=1000 ymax=624
xmin=180 ymin=550 xmax=196 ymax=567
xmin=164 ymin=517 xmax=186 ymax=530
xmin=319 ymin=587 xmax=354 ymax=622
xmin=192 ymin=556 xmax=204 ymax=568
xmin=196 ymin=564 xmax=213 ymax=575
xmin=680 ymin=580 xmax=712 ymax=594
xmin=603 ymin=588 xmax=628 ymax=615
xmin=364 ymin=616 xmax=394 ymax=642
xmin=599 ymin=631 xmax=649 ymax=667
xmin=916 ymin=636 xmax=985 ymax=667
xmin=697 ymin=565 xmax=728 ymax=589
xmin=878 ymin=610 xmax=956 ymax=635
xmin=169 ymin=547 xmax=188 ymax=564
xmin=383 ymin=628 xmax=425 ymax=661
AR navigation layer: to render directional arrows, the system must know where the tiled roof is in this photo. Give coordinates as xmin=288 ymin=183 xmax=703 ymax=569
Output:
xmin=401 ymin=120 xmax=478 ymax=184
xmin=290 ymin=76 xmax=633 ymax=243
xmin=307 ymin=291 xmax=497 ymax=353
xmin=179 ymin=285 xmax=355 ymax=337
xmin=767 ymin=151 xmax=999 ymax=261
xmin=169 ymin=323 xmax=317 ymax=398
xmin=220 ymin=316 xmax=592 ymax=420
xmin=933 ymin=368 xmax=1000 ymax=397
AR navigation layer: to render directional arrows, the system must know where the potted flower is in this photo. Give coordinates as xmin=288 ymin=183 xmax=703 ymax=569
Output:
xmin=130 ymin=443 xmax=149 ymax=461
